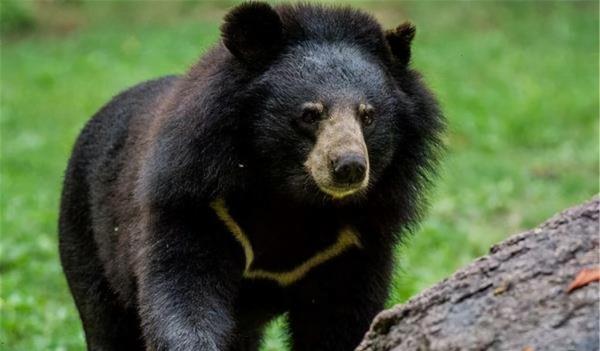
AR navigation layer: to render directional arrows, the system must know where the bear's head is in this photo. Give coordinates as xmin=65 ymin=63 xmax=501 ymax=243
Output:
xmin=138 ymin=2 xmax=443 ymax=224
xmin=218 ymin=2 xmax=442 ymax=206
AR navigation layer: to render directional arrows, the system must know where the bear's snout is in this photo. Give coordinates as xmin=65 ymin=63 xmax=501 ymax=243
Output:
xmin=304 ymin=104 xmax=370 ymax=198
xmin=331 ymin=153 xmax=367 ymax=186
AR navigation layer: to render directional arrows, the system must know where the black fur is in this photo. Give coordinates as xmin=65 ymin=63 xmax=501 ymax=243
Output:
xmin=385 ymin=22 xmax=416 ymax=66
xmin=222 ymin=2 xmax=283 ymax=67
xmin=59 ymin=3 xmax=444 ymax=350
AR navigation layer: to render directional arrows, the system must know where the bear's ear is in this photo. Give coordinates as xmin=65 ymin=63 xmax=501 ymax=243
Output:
xmin=221 ymin=2 xmax=283 ymax=67
xmin=385 ymin=22 xmax=416 ymax=66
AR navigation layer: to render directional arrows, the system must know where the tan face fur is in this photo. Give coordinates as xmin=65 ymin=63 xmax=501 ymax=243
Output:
xmin=304 ymin=102 xmax=370 ymax=198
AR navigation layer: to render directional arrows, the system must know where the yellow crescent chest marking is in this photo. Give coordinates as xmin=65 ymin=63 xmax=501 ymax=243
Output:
xmin=209 ymin=198 xmax=362 ymax=286
xmin=210 ymin=198 xmax=255 ymax=271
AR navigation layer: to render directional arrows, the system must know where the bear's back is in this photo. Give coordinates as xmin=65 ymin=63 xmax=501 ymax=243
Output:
xmin=63 ymin=75 xmax=179 ymax=303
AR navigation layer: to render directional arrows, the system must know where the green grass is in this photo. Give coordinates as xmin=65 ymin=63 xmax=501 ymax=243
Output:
xmin=1 ymin=1 xmax=598 ymax=350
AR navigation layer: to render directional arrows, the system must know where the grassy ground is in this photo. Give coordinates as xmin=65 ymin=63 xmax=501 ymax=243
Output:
xmin=1 ymin=1 xmax=598 ymax=350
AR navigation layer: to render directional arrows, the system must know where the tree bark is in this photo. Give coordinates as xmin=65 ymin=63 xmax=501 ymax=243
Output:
xmin=357 ymin=197 xmax=599 ymax=351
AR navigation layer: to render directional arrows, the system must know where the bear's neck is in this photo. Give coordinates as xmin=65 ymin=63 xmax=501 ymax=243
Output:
xmin=223 ymin=191 xmax=357 ymax=275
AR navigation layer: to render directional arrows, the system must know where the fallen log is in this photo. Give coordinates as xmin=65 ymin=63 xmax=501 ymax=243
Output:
xmin=357 ymin=197 xmax=599 ymax=351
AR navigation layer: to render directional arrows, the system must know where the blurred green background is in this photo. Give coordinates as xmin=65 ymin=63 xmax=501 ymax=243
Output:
xmin=1 ymin=0 xmax=598 ymax=350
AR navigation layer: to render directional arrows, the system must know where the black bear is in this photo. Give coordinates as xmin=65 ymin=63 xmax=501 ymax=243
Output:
xmin=59 ymin=2 xmax=444 ymax=350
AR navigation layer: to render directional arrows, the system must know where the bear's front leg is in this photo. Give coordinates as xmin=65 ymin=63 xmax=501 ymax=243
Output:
xmin=136 ymin=205 xmax=244 ymax=351
xmin=289 ymin=249 xmax=393 ymax=351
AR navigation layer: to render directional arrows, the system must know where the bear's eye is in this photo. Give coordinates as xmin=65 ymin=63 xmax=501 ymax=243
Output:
xmin=302 ymin=110 xmax=320 ymax=124
xmin=358 ymin=103 xmax=375 ymax=126
xmin=300 ymin=102 xmax=324 ymax=125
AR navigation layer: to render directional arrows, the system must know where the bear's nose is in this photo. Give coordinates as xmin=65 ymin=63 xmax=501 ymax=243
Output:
xmin=332 ymin=153 xmax=367 ymax=185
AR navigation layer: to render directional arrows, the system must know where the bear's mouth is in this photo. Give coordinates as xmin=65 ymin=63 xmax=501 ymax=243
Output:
xmin=303 ymin=161 xmax=370 ymax=199
xmin=304 ymin=158 xmax=370 ymax=199
xmin=316 ymin=182 xmax=368 ymax=199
